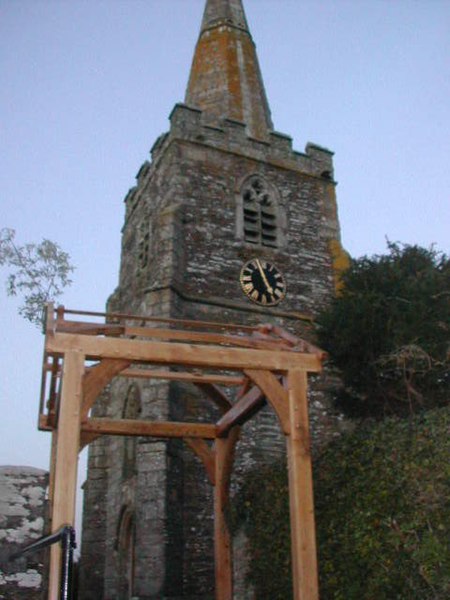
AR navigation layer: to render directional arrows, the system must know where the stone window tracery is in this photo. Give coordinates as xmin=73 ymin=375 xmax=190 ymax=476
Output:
xmin=240 ymin=176 xmax=280 ymax=247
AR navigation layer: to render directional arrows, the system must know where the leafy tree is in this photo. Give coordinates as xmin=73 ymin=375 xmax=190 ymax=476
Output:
xmin=0 ymin=228 xmax=74 ymax=326
xmin=317 ymin=242 xmax=449 ymax=417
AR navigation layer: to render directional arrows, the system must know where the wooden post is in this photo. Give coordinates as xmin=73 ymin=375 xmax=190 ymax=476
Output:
xmin=213 ymin=429 xmax=239 ymax=600
xmin=48 ymin=350 xmax=84 ymax=599
xmin=286 ymin=369 xmax=319 ymax=600
xmin=47 ymin=431 xmax=58 ymax=534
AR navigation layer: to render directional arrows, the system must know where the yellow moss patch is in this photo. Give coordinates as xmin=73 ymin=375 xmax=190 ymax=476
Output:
xmin=329 ymin=238 xmax=350 ymax=294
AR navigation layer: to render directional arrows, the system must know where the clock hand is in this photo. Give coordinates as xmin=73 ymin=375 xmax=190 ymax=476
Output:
xmin=255 ymin=259 xmax=274 ymax=294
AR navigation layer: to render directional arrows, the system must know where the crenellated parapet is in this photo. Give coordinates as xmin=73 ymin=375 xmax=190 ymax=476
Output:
xmin=166 ymin=103 xmax=335 ymax=179
xmin=124 ymin=102 xmax=336 ymax=231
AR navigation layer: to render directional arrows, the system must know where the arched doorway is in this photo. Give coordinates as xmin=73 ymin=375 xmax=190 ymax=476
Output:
xmin=117 ymin=507 xmax=136 ymax=599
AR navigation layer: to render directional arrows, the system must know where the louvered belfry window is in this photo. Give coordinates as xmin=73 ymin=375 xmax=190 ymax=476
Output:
xmin=242 ymin=177 xmax=278 ymax=247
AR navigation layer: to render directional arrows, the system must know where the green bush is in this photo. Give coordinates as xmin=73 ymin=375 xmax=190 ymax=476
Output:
xmin=231 ymin=407 xmax=450 ymax=599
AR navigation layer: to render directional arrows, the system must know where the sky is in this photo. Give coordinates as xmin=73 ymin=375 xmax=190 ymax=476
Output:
xmin=1 ymin=0 xmax=449 ymax=534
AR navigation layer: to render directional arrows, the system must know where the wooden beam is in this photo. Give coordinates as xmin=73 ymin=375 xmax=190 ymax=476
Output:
xmin=236 ymin=376 xmax=252 ymax=399
xmin=120 ymin=368 xmax=245 ymax=387
xmin=123 ymin=325 xmax=293 ymax=351
xmin=255 ymin=323 xmax=298 ymax=346
xmin=61 ymin=306 xmax=257 ymax=333
xmin=38 ymin=415 xmax=53 ymax=431
xmin=82 ymin=358 xmax=130 ymax=420
xmin=216 ymin=385 xmax=265 ymax=438
xmin=45 ymin=332 xmax=322 ymax=372
xmin=195 ymin=383 xmax=232 ymax=414
xmin=47 ymin=431 xmax=57 ymax=533
xmin=214 ymin=429 xmax=239 ymax=600
xmin=45 ymin=302 xmax=55 ymax=336
xmin=286 ymin=370 xmax=319 ymax=600
xmin=79 ymin=431 xmax=101 ymax=451
xmin=48 ymin=350 xmax=84 ymax=600
xmin=244 ymin=369 xmax=290 ymax=435
xmin=56 ymin=320 xmax=125 ymax=336
xmin=184 ymin=438 xmax=216 ymax=485
xmin=39 ymin=353 xmax=58 ymax=419
xmin=81 ymin=417 xmax=217 ymax=440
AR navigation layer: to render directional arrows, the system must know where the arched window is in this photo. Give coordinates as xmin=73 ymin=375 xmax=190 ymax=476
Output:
xmin=122 ymin=386 xmax=141 ymax=480
xmin=240 ymin=176 xmax=282 ymax=247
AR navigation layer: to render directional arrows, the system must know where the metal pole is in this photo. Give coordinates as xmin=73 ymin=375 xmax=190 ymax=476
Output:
xmin=9 ymin=525 xmax=77 ymax=600
xmin=60 ymin=527 xmax=76 ymax=600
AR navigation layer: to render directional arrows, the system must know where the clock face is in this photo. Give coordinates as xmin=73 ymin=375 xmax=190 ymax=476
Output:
xmin=240 ymin=259 xmax=286 ymax=306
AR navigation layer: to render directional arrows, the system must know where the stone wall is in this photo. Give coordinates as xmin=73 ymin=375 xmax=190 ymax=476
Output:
xmin=80 ymin=101 xmax=346 ymax=599
xmin=0 ymin=466 xmax=48 ymax=600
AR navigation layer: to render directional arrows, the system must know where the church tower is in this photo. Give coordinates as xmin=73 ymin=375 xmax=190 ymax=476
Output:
xmin=79 ymin=1 xmax=346 ymax=598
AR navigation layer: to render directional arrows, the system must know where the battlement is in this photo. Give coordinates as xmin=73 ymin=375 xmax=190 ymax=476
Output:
xmin=124 ymin=103 xmax=335 ymax=215
xmin=165 ymin=103 xmax=335 ymax=179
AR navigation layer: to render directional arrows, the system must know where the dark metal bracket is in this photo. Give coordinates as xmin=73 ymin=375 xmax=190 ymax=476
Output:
xmin=10 ymin=526 xmax=76 ymax=600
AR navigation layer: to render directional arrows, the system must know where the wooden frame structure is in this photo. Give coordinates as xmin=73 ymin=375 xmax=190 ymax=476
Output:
xmin=39 ymin=304 xmax=324 ymax=599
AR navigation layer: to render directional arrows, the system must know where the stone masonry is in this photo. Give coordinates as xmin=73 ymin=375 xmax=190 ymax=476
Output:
xmin=0 ymin=466 xmax=48 ymax=600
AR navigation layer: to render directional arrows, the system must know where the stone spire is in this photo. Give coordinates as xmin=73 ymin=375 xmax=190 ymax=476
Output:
xmin=185 ymin=0 xmax=273 ymax=139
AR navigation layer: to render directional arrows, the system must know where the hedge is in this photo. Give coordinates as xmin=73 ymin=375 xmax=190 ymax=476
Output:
xmin=231 ymin=407 xmax=450 ymax=599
